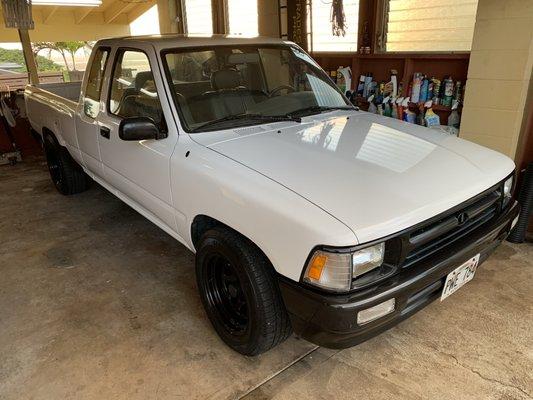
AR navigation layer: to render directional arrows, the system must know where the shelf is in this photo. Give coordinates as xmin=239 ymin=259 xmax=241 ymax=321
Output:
xmin=353 ymin=98 xmax=460 ymax=113
xmin=311 ymin=52 xmax=470 ymax=60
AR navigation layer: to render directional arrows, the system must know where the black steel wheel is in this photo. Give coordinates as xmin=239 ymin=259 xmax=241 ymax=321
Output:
xmin=205 ymin=254 xmax=249 ymax=335
xmin=196 ymin=226 xmax=292 ymax=355
xmin=44 ymin=133 xmax=90 ymax=195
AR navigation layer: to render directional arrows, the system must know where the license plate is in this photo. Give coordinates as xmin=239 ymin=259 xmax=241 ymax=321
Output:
xmin=440 ymin=254 xmax=480 ymax=301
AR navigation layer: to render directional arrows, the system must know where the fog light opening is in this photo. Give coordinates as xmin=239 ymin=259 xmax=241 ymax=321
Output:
xmin=357 ymin=298 xmax=396 ymax=325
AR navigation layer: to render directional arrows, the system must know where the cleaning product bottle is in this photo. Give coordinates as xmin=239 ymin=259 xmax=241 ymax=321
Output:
xmin=442 ymin=76 xmax=454 ymax=107
xmin=432 ymin=78 xmax=441 ymax=105
xmin=398 ymin=82 xmax=404 ymax=97
xmin=420 ymin=77 xmax=429 ymax=103
xmin=383 ymin=101 xmax=392 ymax=117
xmin=427 ymin=79 xmax=434 ymax=103
xmin=390 ymin=70 xmax=398 ymax=97
xmin=454 ymin=81 xmax=462 ymax=103
xmin=336 ymin=66 xmax=346 ymax=93
xmin=448 ymin=100 xmax=461 ymax=129
xmin=368 ymin=100 xmax=377 ymax=114
xmin=357 ymin=74 xmax=365 ymax=96
xmin=411 ymin=73 xmax=422 ymax=103
xmin=391 ymin=102 xmax=398 ymax=119
xmin=363 ymin=73 xmax=373 ymax=98
xmin=425 ymin=108 xmax=440 ymax=127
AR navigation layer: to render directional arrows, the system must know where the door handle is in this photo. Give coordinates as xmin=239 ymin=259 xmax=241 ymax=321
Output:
xmin=100 ymin=126 xmax=111 ymax=139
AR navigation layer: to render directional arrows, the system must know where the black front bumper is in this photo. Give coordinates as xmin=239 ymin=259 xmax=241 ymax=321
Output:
xmin=279 ymin=201 xmax=519 ymax=349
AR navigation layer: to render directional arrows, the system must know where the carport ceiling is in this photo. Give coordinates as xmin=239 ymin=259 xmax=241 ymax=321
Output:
xmin=0 ymin=0 xmax=156 ymax=41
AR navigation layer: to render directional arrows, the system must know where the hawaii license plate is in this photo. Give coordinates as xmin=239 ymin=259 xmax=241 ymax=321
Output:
xmin=440 ymin=254 xmax=480 ymax=301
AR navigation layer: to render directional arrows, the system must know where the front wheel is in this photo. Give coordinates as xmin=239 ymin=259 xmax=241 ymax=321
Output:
xmin=195 ymin=227 xmax=292 ymax=355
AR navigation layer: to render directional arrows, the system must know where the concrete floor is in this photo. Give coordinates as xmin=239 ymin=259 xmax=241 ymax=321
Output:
xmin=1 ymin=157 xmax=532 ymax=400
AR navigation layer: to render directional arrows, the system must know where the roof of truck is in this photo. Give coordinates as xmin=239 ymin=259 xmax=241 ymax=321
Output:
xmin=96 ymin=34 xmax=292 ymax=50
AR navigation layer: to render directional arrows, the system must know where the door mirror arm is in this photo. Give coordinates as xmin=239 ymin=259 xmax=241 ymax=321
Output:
xmin=119 ymin=117 xmax=167 ymax=141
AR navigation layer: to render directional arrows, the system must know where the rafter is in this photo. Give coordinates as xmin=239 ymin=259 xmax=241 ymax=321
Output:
xmin=104 ymin=0 xmax=134 ymax=23
xmin=75 ymin=7 xmax=94 ymax=24
xmin=42 ymin=6 xmax=59 ymax=24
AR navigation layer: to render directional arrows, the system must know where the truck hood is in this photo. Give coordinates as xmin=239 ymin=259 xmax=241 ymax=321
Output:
xmin=192 ymin=111 xmax=515 ymax=243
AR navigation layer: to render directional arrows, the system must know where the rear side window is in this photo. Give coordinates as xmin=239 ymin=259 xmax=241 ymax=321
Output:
xmin=83 ymin=47 xmax=109 ymax=119
xmin=108 ymin=49 xmax=164 ymax=128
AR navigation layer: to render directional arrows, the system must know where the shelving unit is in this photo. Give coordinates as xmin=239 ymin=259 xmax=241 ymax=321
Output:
xmin=311 ymin=52 xmax=469 ymax=125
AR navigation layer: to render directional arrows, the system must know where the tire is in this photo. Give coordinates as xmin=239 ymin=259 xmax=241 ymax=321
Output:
xmin=195 ymin=227 xmax=292 ymax=355
xmin=44 ymin=133 xmax=90 ymax=195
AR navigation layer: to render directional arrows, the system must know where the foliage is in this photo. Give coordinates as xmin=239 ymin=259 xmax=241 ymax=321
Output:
xmin=0 ymin=47 xmax=61 ymax=72
xmin=34 ymin=41 xmax=88 ymax=71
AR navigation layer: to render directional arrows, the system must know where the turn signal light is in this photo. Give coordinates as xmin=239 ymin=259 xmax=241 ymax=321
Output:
xmin=307 ymin=253 xmax=327 ymax=280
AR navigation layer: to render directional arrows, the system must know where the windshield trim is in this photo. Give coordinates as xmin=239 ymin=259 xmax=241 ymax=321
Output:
xmin=160 ymin=43 xmax=351 ymax=134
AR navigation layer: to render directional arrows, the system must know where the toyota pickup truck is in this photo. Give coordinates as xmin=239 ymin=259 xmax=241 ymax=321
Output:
xmin=25 ymin=35 xmax=519 ymax=356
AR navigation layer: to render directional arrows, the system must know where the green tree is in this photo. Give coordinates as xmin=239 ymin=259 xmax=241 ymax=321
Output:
xmin=0 ymin=48 xmax=61 ymax=72
xmin=34 ymin=41 xmax=88 ymax=71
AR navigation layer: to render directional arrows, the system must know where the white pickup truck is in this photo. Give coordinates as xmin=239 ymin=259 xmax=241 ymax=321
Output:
xmin=25 ymin=35 xmax=519 ymax=355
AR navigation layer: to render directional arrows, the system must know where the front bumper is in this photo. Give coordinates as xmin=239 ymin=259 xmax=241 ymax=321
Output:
xmin=279 ymin=201 xmax=519 ymax=349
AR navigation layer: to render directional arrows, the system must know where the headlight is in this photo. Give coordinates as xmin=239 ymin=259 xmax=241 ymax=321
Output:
xmin=303 ymin=243 xmax=385 ymax=292
xmin=503 ymin=175 xmax=513 ymax=205
xmin=352 ymin=243 xmax=385 ymax=278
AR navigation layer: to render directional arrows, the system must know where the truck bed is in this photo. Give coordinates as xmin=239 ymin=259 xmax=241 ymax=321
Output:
xmin=35 ymin=81 xmax=82 ymax=103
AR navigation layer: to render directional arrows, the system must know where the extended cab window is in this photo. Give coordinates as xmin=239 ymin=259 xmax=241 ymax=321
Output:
xmin=108 ymin=49 xmax=164 ymax=128
xmin=83 ymin=47 xmax=109 ymax=119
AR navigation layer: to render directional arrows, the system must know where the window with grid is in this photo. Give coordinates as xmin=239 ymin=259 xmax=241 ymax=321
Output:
xmin=385 ymin=0 xmax=479 ymax=52
xmin=310 ymin=0 xmax=359 ymax=52
xmin=184 ymin=0 xmax=213 ymax=35
xmin=227 ymin=0 xmax=258 ymax=36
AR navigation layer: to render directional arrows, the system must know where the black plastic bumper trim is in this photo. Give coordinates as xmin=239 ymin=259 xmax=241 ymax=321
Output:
xmin=279 ymin=201 xmax=519 ymax=349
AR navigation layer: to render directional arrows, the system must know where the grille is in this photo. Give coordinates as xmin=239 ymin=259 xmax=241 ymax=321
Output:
xmin=402 ymin=186 xmax=502 ymax=267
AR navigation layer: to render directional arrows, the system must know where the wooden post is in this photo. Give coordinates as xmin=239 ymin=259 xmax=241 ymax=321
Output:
xmin=211 ymin=0 xmax=228 ymax=34
xmin=157 ymin=0 xmax=185 ymax=34
xmin=18 ymin=29 xmax=39 ymax=85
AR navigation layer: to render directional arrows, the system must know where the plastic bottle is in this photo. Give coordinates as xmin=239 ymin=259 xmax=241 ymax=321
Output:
xmin=420 ymin=77 xmax=429 ymax=103
xmin=411 ymin=73 xmax=422 ymax=103
xmin=363 ymin=73 xmax=373 ymax=98
xmin=448 ymin=101 xmax=460 ymax=129
xmin=336 ymin=66 xmax=346 ymax=93
xmin=427 ymin=79 xmax=434 ymax=103
xmin=442 ymin=76 xmax=454 ymax=107
xmin=454 ymin=81 xmax=462 ymax=103
xmin=391 ymin=103 xmax=398 ymax=119
xmin=432 ymin=78 xmax=441 ymax=105
xmin=383 ymin=102 xmax=392 ymax=117
xmin=357 ymin=75 xmax=365 ymax=96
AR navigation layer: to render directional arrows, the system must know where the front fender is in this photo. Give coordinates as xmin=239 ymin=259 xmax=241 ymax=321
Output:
xmin=170 ymin=136 xmax=357 ymax=282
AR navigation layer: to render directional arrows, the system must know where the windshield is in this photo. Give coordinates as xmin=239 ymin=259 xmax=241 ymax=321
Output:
xmin=162 ymin=44 xmax=352 ymax=132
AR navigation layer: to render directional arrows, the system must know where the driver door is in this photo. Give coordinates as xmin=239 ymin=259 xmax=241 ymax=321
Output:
xmin=96 ymin=46 xmax=179 ymax=232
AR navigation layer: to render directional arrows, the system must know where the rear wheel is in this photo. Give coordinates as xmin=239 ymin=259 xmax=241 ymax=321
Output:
xmin=196 ymin=227 xmax=292 ymax=355
xmin=44 ymin=134 xmax=90 ymax=195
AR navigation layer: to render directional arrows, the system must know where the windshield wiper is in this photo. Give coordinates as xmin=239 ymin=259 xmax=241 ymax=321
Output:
xmin=190 ymin=113 xmax=301 ymax=133
xmin=289 ymin=105 xmax=358 ymax=118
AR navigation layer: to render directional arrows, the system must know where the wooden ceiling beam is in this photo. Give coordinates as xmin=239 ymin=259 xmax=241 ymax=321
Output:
xmin=42 ymin=6 xmax=59 ymax=24
xmin=104 ymin=0 xmax=134 ymax=23
xmin=75 ymin=7 xmax=94 ymax=24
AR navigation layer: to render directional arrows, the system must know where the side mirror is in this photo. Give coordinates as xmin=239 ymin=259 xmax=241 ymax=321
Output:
xmin=119 ymin=117 xmax=166 ymax=141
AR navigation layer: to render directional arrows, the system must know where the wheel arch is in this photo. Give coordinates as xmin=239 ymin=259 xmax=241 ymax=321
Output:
xmin=42 ymin=126 xmax=66 ymax=148
xmin=190 ymin=214 xmax=276 ymax=272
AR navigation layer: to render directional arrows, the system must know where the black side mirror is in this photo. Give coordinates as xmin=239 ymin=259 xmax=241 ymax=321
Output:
xmin=119 ymin=117 xmax=167 ymax=141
